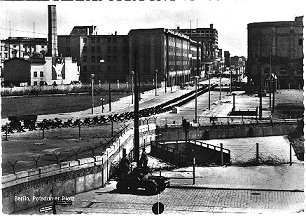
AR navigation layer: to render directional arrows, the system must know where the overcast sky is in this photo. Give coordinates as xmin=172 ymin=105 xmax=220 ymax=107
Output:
xmin=0 ymin=0 xmax=305 ymax=57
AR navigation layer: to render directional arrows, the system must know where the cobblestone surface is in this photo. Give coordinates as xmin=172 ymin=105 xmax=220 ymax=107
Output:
xmin=52 ymin=187 xmax=304 ymax=214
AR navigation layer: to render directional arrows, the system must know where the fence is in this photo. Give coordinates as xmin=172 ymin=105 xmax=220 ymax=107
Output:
xmin=2 ymin=124 xmax=157 ymax=214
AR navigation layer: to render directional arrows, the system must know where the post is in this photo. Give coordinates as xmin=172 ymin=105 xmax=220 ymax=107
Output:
xmin=131 ymin=74 xmax=134 ymax=104
xmin=219 ymin=71 xmax=222 ymax=100
xmin=5 ymin=122 xmax=8 ymax=141
xmin=78 ymin=121 xmax=81 ymax=139
xmin=256 ymin=143 xmax=259 ymax=164
xmin=155 ymin=69 xmax=158 ymax=96
xmin=192 ymin=157 xmax=195 ymax=185
xmin=108 ymin=78 xmax=111 ymax=111
xmin=220 ymin=143 xmax=224 ymax=166
xmin=232 ymin=93 xmax=236 ymax=111
xmin=159 ymin=166 xmax=162 ymax=177
xmin=133 ymin=51 xmax=140 ymax=165
xmin=111 ymin=120 xmax=114 ymax=137
xmin=164 ymin=73 xmax=167 ymax=93
xmin=289 ymin=142 xmax=292 ymax=166
xmin=208 ymin=74 xmax=211 ymax=110
xmin=91 ymin=74 xmax=95 ymax=115
xmin=101 ymin=98 xmax=104 ymax=113
xmin=194 ymin=76 xmax=198 ymax=123
xmin=259 ymin=69 xmax=263 ymax=120
xmin=42 ymin=123 xmax=45 ymax=139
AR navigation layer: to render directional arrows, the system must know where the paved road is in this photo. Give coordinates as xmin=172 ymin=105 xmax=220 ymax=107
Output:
xmin=21 ymin=179 xmax=304 ymax=214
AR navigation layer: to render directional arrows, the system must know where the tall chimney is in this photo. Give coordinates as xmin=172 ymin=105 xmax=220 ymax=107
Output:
xmin=48 ymin=5 xmax=58 ymax=57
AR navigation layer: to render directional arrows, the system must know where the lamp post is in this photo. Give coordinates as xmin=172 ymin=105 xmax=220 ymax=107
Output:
xmin=131 ymin=71 xmax=134 ymax=104
xmin=208 ymin=73 xmax=211 ymax=110
xmin=194 ymin=76 xmax=199 ymax=123
xmin=108 ymin=75 xmax=111 ymax=111
xmin=219 ymin=71 xmax=222 ymax=100
xmin=100 ymin=97 xmax=104 ymax=113
xmin=155 ymin=69 xmax=158 ymax=96
xmin=90 ymin=73 xmax=95 ymax=115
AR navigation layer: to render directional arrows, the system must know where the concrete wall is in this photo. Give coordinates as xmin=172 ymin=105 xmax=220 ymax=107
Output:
xmin=2 ymin=124 xmax=156 ymax=214
xmin=158 ymin=121 xmax=299 ymax=141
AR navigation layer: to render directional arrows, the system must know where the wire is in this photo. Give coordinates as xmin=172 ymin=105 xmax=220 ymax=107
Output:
xmin=0 ymin=27 xmax=48 ymax=36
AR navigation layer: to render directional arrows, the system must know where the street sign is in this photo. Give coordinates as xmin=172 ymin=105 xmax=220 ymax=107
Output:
xmin=39 ymin=205 xmax=53 ymax=213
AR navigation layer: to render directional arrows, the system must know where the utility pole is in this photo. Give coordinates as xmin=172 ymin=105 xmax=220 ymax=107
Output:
xmin=133 ymin=51 xmax=140 ymax=165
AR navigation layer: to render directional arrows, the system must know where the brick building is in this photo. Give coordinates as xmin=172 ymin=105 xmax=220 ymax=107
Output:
xmin=247 ymin=16 xmax=304 ymax=89
xmin=128 ymin=28 xmax=202 ymax=86
xmin=58 ymin=26 xmax=129 ymax=83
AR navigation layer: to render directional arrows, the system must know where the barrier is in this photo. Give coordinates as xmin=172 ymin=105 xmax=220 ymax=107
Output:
xmin=1 ymin=124 xmax=156 ymax=214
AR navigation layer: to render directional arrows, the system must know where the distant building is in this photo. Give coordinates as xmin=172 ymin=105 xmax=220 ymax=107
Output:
xmin=247 ymin=16 xmax=304 ymax=89
xmin=0 ymin=37 xmax=48 ymax=61
xmin=128 ymin=28 xmax=202 ymax=85
xmin=58 ymin=26 xmax=129 ymax=83
xmin=231 ymin=56 xmax=246 ymax=76
xmin=3 ymin=55 xmax=79 ymax=86
xmin=224 ymin=51 xmax=231 ymax=68
xmin=174 ymin=24 xmax=219 ymax=74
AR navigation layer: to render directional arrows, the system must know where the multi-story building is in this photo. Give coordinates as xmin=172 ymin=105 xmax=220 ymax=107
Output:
xmin=174 ymin=24 xmax=219 ymax=74
xmin=231 ymin=56 xmax=246 ymax=77
xmin=128 ymin=28 xmax=202 ymax=86
xmin=247 ymin=16 xmax=304 ymax=89
xmin=58 ymin=26 xmax=129 ymax=83
xmin=0 ymin=37 xmax=48 ymax=61
xmin=224 ymin=51 xmax=231 ymax=68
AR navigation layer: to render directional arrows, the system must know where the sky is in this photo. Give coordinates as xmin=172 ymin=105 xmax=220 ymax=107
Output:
xmin=0 ymin=0 xmax=305 ymax=57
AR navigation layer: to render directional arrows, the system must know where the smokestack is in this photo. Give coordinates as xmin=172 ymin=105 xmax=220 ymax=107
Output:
xmin=48 ymin=5 xmax=58 ymax=57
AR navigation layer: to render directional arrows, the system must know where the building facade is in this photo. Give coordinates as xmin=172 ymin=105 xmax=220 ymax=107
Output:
xmin=174 ymin=24 xmax=219 ymax=75
xmin=128 ymin=28 xmax=202 ymax=86
xmin=58 ymin=26 xmax=129 ymax=83
xmin=247 ymin=16 xmax=304 ymax=89
xmin=3 ymin=56 xmax=79 ymax=86
xmin=0 ymin=37 xmax=48 ymax=61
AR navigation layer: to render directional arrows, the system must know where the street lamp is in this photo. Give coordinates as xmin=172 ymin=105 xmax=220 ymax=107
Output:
xmin=100 ymin=97 xmax=104 ymax=113
xmin=194 ymin=76 xmax=200 ymax=123
xmin=91 ymin=73 xmax=95 ymax=115
xmin=155 ymin=69 xmax=158 ymax=96
xmin=219 ymin=70 xmax=222 ymax=100
xmin=131 ymin=71 xmax=134 ymax=104
xmin=208 ymin=73 xmax=211 ymax=110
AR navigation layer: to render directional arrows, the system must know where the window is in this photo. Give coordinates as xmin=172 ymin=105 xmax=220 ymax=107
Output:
xmin=91 ymin=38 xmax=95 ymax=43
xmin=34 ymin=81 xmax=38 ymax=86
xmin=83 ymin=56 xmax=87 ymax=62
xmin=83 ymin=47 xmax=87 ymax=53
xmin=113 ymin=56 xmax=118 ymax=63
xmin=113 ymin=46 xmax=117 ymax=53
xmin=83 ymin=66 xmax=87 ymax=72
xmin=107 ymin=46 xmax=111 ymax=53
xmin=66 ymin=47 xmax=70 ymax=52
xmin=97 ymin=56 xmax=101 ymax=62
xmin=42 ymin=45 xmax=45 ymax=48
xmin=280 ymin=67 xmax=286 ymax=74
xmin=113 ymin=37 xmax=117 ymax=43
xmin=97 ymin=65 xmax=101 ymax=71
xmin=83 ymin=38 xmax=87 ymax=43
xmin=107 ymin=56 xmax=111 ymax=62
xmin=97 ymin=46 xmax=101 ymax=52
xmin=299 ymin=38 xmax=303 ymax=46
xmin=92 ymin=56 xmax=96 ymax=62
xmin=92 ymin=65 xmax=95 ymax=72
xmin=97 ymin=38 xmax=101 ymax=43
xmin=107 ymin=38 xmax=111 ymax=43
xmin=40 ymin=71 xmax=44 ymax=77
xmin=92 ymin=46 xmax=95 ymax=53
xmin=34 ymin=71 xmax=37 ymax=77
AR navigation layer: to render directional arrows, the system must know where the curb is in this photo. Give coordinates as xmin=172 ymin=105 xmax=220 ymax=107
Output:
xmin=168 ymin=184 xmax=304 ymax=192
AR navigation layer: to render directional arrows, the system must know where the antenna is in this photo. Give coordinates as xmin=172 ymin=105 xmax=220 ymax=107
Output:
xmin=33 ymin=22 xmax=35 ymax=38
xmin=9 ymin=21 xmax=11 ymax=37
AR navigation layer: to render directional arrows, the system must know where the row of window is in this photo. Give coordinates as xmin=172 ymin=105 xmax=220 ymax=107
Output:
xmin=83 ymin=55 xmax=121 ymax=63
xmin=82 ymin=46 xmax=126 ymax=53
xmin=83 ymin=37 xmax=128 ymax=44
xmin=33 ymin=71 xmax=44 ymax=78
xmin=83 ymin=65 xmax=121 ymax=73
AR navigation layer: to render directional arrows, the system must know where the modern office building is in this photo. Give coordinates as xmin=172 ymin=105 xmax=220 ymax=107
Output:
xmin=58 ymin=26 xmax=129 ymax=83
xmin=128 ymin=28 xmax=202 ymax=86
xmin=247 ymin=16 xmax=304 ymax=89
